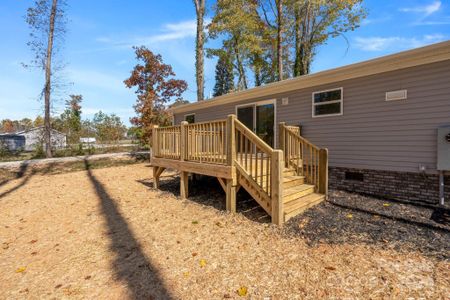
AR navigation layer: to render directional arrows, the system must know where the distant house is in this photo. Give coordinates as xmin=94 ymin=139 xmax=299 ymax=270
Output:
xmin=15 ymin=127 xmax=67 ymax=151
xmin=80 ymin=137 xmax=96 ymax=144
xmin=0 ymin=134 xmax=26 ymax=152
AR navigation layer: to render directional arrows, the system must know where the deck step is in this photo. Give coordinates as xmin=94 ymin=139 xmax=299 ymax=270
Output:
xmin=260 ymin=175 xmax=305 ymax=189
xmin=283 ymin=184 xmax=315 ymax=203
xmin=283 ymin=168 xmax=297 ymax=176
xmin=283 ymin=193 xmax=325 ymax=222
xmin=283 ymin=175 xmax=305 ymax=188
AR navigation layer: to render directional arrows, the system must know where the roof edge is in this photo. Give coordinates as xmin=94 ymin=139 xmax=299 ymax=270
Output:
xmin=170 ymin=40 xmax=450 ymax=114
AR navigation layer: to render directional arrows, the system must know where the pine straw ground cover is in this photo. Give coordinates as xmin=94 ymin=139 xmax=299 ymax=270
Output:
xmin=0 ymin=163 xmax=449 ymax=299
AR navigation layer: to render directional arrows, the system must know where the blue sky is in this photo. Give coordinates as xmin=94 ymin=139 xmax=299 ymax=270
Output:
xmin=0 ymin=0 xmax=449 ymax=125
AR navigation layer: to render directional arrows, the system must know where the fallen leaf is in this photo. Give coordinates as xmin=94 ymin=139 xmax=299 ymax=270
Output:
xmin=383 ymin=203 xmax=391 ymax=207
xmin=16 ymin=266 xmax=26 ymax=273
xmin=192 ymin=220 xmax=199 ymax=225
xmin=237 ymin=286 xmax=248 ymax=297
xmin=199 ymin=259 xmax=207 ymax=268
xmin=346 ymin=214 xmax=353 ymax=219
xmin=192 ymin=252 xmax=198 ymax=257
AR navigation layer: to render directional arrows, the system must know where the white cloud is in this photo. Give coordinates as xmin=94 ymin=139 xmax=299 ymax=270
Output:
xmin=148 ymin=20 xmax=197 ymax=42
xmin=95 ymin=19 xmax=206 ymax=49
xmin=400 ymin=1 xmax=441 ymax=17
xmin=354 ymin=34 xmax=445 ymax=52
xmin=361 ymin=15 xmax=392 ymax=26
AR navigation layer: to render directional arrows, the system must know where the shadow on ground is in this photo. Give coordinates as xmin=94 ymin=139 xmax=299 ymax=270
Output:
xmin=0 ymin=162 xmax=57 ymax=200
xmin=84 ymin=160 xmax=172 ymax=300
xmin=138 ymin=173 xmax=271 ymax=223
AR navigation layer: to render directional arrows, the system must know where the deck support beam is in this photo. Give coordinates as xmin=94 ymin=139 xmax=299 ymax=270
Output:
xmin=153 ymin=166 xmax=165 ymax=189
xmin=180 ymin=171 xmax=189 ymax=199
xmin=225 ymin=179 xmax=236 ymax=213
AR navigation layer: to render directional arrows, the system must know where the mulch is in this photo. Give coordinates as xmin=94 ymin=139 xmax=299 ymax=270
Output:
xmin=157 ymin=174 xmax=450 ymax=260
xmin=1 ymin=164 xmax=449 ymax=299
xmin=284 ymin=190 xmax=450 ymax=260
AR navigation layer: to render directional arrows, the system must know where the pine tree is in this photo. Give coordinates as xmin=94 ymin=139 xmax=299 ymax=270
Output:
xmin=213 ymin=55 xmax=234 ymax=97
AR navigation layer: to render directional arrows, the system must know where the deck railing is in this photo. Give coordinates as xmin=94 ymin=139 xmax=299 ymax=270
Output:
xmin=279 ymin=123 xmax=328 ymax=196
xmin=152 ymin=117 xmax=327 ymax=223
xmin=152 ymin=125 xmax=181 ymax=159
xmin=185 ymin=120 xmax=227 ymax=164
xmin=227 ymin=115 xmax=283 ymax=223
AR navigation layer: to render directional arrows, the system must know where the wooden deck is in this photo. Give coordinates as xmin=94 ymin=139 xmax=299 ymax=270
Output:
xmin=151 ymin=115 xmax=328 ymax=225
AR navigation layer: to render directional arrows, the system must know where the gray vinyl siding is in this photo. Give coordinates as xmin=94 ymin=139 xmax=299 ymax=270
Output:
xmin=174 ymin=60 xmax=450 ymax=173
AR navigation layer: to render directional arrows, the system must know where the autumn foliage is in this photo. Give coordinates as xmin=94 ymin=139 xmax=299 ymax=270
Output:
xmin=124 ymin=46 xmax=187 ymax=144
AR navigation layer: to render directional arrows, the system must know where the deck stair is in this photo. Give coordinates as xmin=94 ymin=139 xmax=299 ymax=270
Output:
xmin=280 ymin=168 xmax=325 ymax=222
xmin=151 ymin=115 xmax=328 ymax=225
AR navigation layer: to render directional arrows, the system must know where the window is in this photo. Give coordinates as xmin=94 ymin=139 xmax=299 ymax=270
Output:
xmin=312 ymin=88 xmax=343 ymax=117
xmin=185 ymin=114 xmax=195 ymax=124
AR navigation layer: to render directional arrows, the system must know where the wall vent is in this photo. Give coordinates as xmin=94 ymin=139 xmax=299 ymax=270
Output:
xmin=345 ymin=171 xmax=364 ymax=182
xmin=386 ymin=90 xmax=407 ymax=101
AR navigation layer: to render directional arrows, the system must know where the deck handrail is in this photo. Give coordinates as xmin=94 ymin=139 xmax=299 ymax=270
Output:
xmin=151 ymin=116 xmax=328 ymax=225
xmin=233 ymin=116 xmax=283 ymax=224
xmin=279 ymin=123 xmax=328 ymax=197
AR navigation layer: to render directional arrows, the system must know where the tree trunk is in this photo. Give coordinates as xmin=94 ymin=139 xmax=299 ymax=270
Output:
xmin=276 ymin=0 xmax=283 ymax=81
xmin=44 ymin=0 xmax=58 ymax=158
xmin=293 ymin=3 xmax=301 ymax=77
xmin=194 ymin=0 xmax=205 ymax=101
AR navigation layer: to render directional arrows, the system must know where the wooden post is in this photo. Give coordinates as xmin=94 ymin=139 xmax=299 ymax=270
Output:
xmin=153 ymin=166 xmax=160 ymax=189
xmin=278 ymin=122 xmax=286 ymax=167
xmin=180 ymin=121 xmax=188 ymax=161
xmin=271 ymin=150 xmax=284 ymax=225
xmin=152 ymin=125 xmax=159 ymax=159
xmin=225 ymin=179 xmax=236 ymax=213
xmin=319 ymin=148 xmax=329 ymax=199
xmin=152 ymin=125 xmax=160 ymax=189
xmin=179 ymin=121 xmax=189 ymax=199
xmin=278 ymin=122 xmax=285 ymax=151
xmin=226 ymin=115 xmax=238 ymax=211
xmin=226 ymin=114 xmax=236 ymax=166
xmin=180 ymin=171 xmax=189 ymax=199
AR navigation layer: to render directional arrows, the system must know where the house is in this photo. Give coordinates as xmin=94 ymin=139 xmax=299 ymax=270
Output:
xmin=15 ymin=127 xmax=67 ymax=151
xmin=0 ymin=134 xmax=26 ymax=152
xmin=168 ymin=41 xmax=450 ymax=205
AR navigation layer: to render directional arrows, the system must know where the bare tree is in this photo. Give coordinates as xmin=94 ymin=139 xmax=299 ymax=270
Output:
xmin=26 ymin=0 xmax=66 ymax=158
xmin=276 ymin=0 xmax=283 ymax=81
xmin=193 ymin=0 xmax=205 ymax=101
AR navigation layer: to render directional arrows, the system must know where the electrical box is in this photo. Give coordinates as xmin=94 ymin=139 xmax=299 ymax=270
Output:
xmin=437 ymin=125 xmax=450 ymax=171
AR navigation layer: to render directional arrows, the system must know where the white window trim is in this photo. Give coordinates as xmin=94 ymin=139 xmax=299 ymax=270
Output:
xmin=312 ymin=87 xmax=344 ymax=118
xmin=184 ymin=113 xmax=195 ymax=123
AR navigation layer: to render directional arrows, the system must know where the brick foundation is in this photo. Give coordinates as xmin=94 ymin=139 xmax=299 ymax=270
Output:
xmin=329 ymin=167 xmax=450 ymax=205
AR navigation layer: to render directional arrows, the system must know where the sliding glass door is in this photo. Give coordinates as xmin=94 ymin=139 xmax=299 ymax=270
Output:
xmin=236 ymin=101 xmax=275 ymax=147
